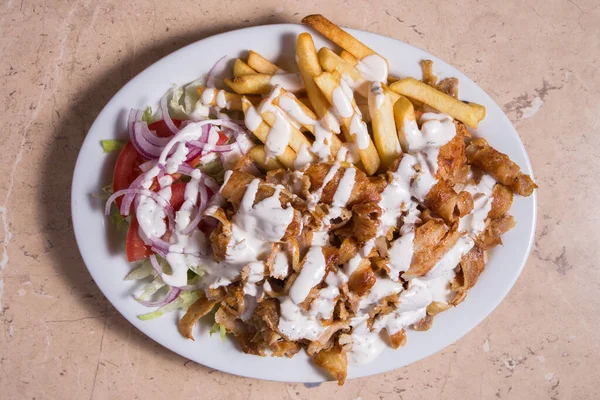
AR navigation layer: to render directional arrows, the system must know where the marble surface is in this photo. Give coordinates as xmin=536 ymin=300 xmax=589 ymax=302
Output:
xmin=1 ymin=0 xmax=598 ymax=398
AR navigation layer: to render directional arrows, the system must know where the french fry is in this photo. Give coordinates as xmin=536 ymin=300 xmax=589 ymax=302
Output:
xmin=302 ymin=14 xmax=375 ymax=60
xmin=388 ymin=89 xmax=401 ymax=104
xmin=225 ymin=74 xmax=272 ymax=94
xmin=196 ymin=87 xmax=260 ymax=110
xmin=233 ymin=59 xmax=257 ymax=77
xmin=248 ymin=145 xmax=284 ymax=171
xmin=298 ymin=97 xmax=314 ymax=110
xmin=392 ymin=94 xmax=416 ymax=152
xmin=248 ymin=50 xmax=285 ymax=74
xmin=390 ymin=77 xmax=486 ymax=128
xmin=225 ymin=73 xmax=304 ymax=94
xmin=317 ymin=47 xmax=369 ymax=97
xmin=295 ymin=33 xmax=332 ymax=120
xmin=241 ymin=97 xmax=296 ymax=169
xmin=356 ymin=103 xmax=371 ymax=122
xmin=339 ymin=50 xmax=399 ymax=83
xmin=314 ymin=71 xmax=380 ymax=175
xmin=274 ymin=90 xmax=343 ymax=157
xmin=369 ymin=84 xmax=401 ymax=171
xmin=260 ymin=110 xmax=314 ymax=156
xmin=339 ymin=50 xmax=358 ymax=65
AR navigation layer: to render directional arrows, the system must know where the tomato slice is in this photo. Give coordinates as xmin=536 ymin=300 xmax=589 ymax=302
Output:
xmin=216 ymin=130 xmax=229 ymax=145
xmin=126 ymin=216 xmax=153 ymax=262
xmin=113 ymin=142 xmax=145 ymax=208
xmin=169 ymin=183 xmax=186 ymax=210
xmin=148 ymin=119 xmax=183 ymax=137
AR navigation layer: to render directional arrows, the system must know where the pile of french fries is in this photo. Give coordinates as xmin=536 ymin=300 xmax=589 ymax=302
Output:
xmin=197 ymin=14 xmax=486 ymax=176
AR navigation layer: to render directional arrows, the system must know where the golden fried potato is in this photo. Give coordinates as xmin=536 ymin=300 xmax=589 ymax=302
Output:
xmin=302 ymin=14 xmax=376 ymax=60
xmin=390 ymin=77 xmax=485 ymax=128
xmin=233 ymin=59 xmax=257 ymax=77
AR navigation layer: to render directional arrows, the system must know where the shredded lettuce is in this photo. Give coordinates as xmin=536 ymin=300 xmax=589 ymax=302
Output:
xmin=183 ymin=77 xmax=206 ymax=114
xmin=209 ymin=322 xmax=227 ymax=343
xmin=138 ymin=290 xmax=200 ymax=321
xmin=92 ymin=183 xmax=114 ymax=200
xmin=196 ymin=156 xmax=226 ymax=184
xmin=169 ymin=86 xmax=188 ymax=120
xmin=94 ymin=182 xmax=129 ymax=229
xmin=125 ymin=261 xmax=155 ymax=280
xmin=142 ymin=106 xmax=154 ymax=123
xmin=166 ymin=76 xmax=209 ymax=121
xmin=110 ymin=206 xmax=130 ymax=231
xmin=135 ymin=276 xmax=166 ymax=301
xmin=101 ymin=139 xmax=126 ymax=153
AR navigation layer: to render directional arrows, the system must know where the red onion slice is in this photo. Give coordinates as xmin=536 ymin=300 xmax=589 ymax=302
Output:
xmin=120 ymin=173 xmax=147 ymax=215
xmin=160 ymin=90 xmax=180 ymax=135
xmin=128 ymin=109 xmax=143 ymax=134
xmin=202 ymin=176 xmax=220 ymax=193
xmin=206 ymin=56 xmax=230 ymax=88
xmin=198 ymin=180 xmax=208 ymax=212
xmin=150 ymin=246 xmax=168 ymax=258
xmin=140 ymin=122 xmax=172 ymax=147
xmin=138 ymin=159 xmax=157 ymax=172
xmin=185 ymin=144 xmax=203 ymax=163
xmin=135 ymin=286 xmax=181 ymax=308
xmin=131 ymin=121 xmax=166 ymax=159
xmin=182 ymin=207 xmax=203 ymax=236
xmin=149 ymin=255 xmax=163 ymax=275
xmin=106 ymin=188 xmax=170 ymax=216
xmin=149 ymin=238 xmax=171 ymax=253
xmin=187 ymin=140 xmax=234 ymax=152
xmin=177 ymin=163 xmax=195 ymax=176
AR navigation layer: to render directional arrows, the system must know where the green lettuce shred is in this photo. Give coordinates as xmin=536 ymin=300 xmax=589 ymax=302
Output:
xmin=92 ymin=183 xmax=114 ymax=200
xmin=136 ymin=276 xmax=166 ymax=301
xmin=183 ymin=77 xmax=205 ymax=114
xmin=109 ymin=206 xmax=129 ymax=231
xmin=196 ymin=156 xmax=226 ymax=184
xmin=142 ymin=106 xmax=154 ymax=123
xmin=138 ymin=290 xmax=200 ymax=321
xmin=101 ymin=139 xmax=126 ymax=153
xmin=169 ymin=86 xmax=188 ymax=119
xmin=125 ymin=261 xmax=154 ymax=280
xmin=209 ymin=322 xmax=227 ymax=343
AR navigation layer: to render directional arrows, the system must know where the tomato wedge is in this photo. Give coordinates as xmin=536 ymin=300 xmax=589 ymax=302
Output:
xmin=113 ymin=142 xmax=144 ymax=208
xmin=126 ymin=216 xmax=153 ymax=262
xmin=148 ymin=119 xmax=182 ymax=138
xmin=169 ymin=183 xmax=186 ymax=211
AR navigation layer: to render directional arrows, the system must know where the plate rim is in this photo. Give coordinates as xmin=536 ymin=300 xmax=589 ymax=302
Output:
xmin=71 ymin=22 xmax=537 ymax=383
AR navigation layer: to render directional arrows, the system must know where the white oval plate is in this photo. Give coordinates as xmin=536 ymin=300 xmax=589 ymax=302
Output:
xmin=72 ymin=23 xmax=536 ymax=383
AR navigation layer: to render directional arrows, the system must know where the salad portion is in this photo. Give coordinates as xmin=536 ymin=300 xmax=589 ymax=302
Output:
xmin=102 ymin=15 xmax=536 ymax=384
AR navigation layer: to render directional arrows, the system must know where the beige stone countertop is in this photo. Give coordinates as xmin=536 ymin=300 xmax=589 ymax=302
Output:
xmin=1 ymin=0 xmax=598 ymax=399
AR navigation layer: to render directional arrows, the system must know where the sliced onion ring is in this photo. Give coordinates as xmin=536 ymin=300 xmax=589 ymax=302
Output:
xmin=206 ymin=56 xmax=230 ymax=88
xmin=135 ymin=286 xmax=181 ymax=308
xmin=160 ymin=89 xmax=180 ymax=135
